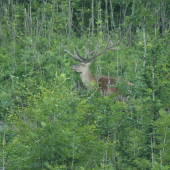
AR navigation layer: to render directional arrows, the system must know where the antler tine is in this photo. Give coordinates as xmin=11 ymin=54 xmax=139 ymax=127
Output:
xmin=85 ymin=42 xmax=99 ymax=59
xmin=109 ymin=40 xmax=120 ymax=51
xmin=65 ymin=38 xmax=119 ymax=63
xmin=64 ymin=49 xmax=83 ymax=62
xmin=84 ymin=41 xmax=100 ymax=62
xmin=85 ymin=42 xmax=89 ymax=59
xmin=74 ymin=47 xmax=86 ymax=61
xmin=96 ymin=38 xmax=119 ymax=57
xmin=89 ymin=50 xmax=96 ymax=55
xmin=85 ymin=38 xmax=119 ymax=61
xmin=92 ymin=38 xmax=111 ymax=57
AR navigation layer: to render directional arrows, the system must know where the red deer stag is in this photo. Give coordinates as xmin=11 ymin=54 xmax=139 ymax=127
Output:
xmin=65 ymin=38 xmax=133 ymax=99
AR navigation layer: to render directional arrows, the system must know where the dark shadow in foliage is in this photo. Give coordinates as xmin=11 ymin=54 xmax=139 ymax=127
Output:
xmin=71 ymin=80 xmax=88 ymax=96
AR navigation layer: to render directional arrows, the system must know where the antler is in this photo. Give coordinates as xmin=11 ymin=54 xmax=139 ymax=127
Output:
xmin=64 ymin=48 xmax=83 ymax=62
xmin=64 ymin=38 xmax=120 ymax=62
xmin=85 ymin=38 xmax=120 ymax=62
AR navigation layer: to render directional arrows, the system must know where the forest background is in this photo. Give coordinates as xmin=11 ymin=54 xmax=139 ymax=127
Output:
xmin=0 ymin=0 xmax=170 ymax=169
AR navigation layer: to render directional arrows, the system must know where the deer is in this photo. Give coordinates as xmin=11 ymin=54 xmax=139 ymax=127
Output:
xmin=64 ymin=38 xmax=134 ymax=101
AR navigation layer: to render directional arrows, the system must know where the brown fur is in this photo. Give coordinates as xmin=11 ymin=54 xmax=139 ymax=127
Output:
xmin=97 ymin=76 xmax=134 ymax=96
xmin=70 ymin=62 xmax=134 ymax=98
xmin=97 ymin=76 xmax=118 ymax=96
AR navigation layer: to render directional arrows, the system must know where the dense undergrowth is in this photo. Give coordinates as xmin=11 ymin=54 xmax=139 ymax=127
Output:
xmin=0 ymin=0 xmax=170 ymax=169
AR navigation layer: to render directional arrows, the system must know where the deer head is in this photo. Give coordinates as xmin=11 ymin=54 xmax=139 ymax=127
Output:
xmin=70 ymin=61 xmax=93 ymax=73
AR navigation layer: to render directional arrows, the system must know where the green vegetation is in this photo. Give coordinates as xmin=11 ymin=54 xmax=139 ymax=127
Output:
xmin=0 ymin=0 xmax=170 ymax=169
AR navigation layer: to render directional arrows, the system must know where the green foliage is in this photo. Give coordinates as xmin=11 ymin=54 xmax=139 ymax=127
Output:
xmin=2 ymin=75 xmax=113 ymax=169
xmin=0 ymin=0 xmax=170 ymax=169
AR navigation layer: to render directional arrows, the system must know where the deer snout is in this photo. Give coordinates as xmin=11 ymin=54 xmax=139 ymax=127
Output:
xmin=70 ymin=66 xmax=75 ymax=71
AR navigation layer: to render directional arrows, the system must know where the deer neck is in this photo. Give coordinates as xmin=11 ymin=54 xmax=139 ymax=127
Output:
xmin=80 ymin=68 xmax=95 ymax=88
